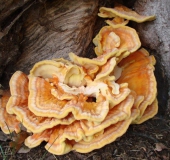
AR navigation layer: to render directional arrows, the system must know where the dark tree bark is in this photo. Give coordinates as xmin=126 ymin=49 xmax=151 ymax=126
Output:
xmin=0 ymin=0 xmax=33 ymax=26
xmin=0 ymin=0 xmax=99 ymax=85
xmin=133 ymin=0 xmax=170 ymax=115
xmin=0 ymin=0 xmax=34 ymax=79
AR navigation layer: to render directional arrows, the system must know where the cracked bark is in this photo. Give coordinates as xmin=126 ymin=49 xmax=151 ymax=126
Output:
xmin=0 ymin=0 xmax=99 ymax=83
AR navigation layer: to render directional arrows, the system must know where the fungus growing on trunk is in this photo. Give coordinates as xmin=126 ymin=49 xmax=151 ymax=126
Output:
xmin=98 ymin=3 xmax=155 ymax=23
xmin=0 ymin=90 xmax=20 ymax=134
xmin=117 ymin=48 xmax=157 ymax=123
xmin=93 ymin=26 xmax=141 ymax=55
xmin=25 ymin=94 xmax=134 ymax=155
xmin=73 ymin=108 xmax=139 ymax=153
xmin=6 ymin=71 xmax=75 ymax=133
xmin=6 ymin=71 xmax=29 ymax=115
xmin=105 ymin=17 xmax=129 ymax=28
xmin=0 ymin=3 xmax=157 ymax=156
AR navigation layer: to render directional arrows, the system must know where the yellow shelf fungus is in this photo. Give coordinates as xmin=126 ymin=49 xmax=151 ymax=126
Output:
xmin=98 ymin=3 xmax=155 ymax=23
xmin=93 ymin=26 xmax=141 ymax=56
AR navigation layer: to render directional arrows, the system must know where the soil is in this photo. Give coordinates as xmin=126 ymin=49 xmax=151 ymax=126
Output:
xmin=0 ymin=114 xmax=170 ymax=160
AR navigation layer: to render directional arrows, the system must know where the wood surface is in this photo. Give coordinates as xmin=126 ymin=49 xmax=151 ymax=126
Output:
xmin=134 ymin=0 xmax=170 ymax=113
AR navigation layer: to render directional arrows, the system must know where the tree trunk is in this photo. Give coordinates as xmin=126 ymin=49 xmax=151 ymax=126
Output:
xmin=0 ymin=0 xmax=99 ymax=84
xmin=133 ymin=0 xmax=170 ymax=115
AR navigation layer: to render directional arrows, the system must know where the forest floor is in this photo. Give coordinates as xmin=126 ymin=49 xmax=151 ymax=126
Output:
xmin=0 ymin=113 xmax=170 ymax=160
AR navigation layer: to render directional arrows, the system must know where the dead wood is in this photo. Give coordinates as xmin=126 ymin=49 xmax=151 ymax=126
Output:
xmin=0 ymin=0 xmax=99 ymax=85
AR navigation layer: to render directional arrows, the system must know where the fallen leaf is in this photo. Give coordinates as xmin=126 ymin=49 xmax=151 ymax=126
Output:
xmin=9 ymin=141 xmax=22 ymax=153
xmin=155 ymin=143 xmax=168 ymax=152
xmin=9 ymin=131 xmax=29 ymax=153
xmin=140 ymin=147 xmax=146 ymax=152
xmin=18 ymin=145 xmax=31 ymax=154
xmin=155 ymin=134 xmax=163 ymax=139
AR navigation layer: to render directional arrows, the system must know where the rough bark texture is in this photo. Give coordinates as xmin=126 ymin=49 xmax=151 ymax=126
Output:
xmin=0 ymin=0 xmax=34 ymax=79
xmin=133 ymin=0 xmax=170 ymax=115
xmin=15 ymin=0 xmax=98 ymax=71
xmin=0 ymin=0 xmax=32 ymax=26
xmin=0 ymin=0 xmax=98 ymax=85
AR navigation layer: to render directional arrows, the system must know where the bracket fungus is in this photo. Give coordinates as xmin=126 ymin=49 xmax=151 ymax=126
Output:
xmin=98 ymin=3 xmax=156 ymax=23
xmin=0 ymin=90 xmax=20 ymax=134
xmin=93 ymin=25 xmax=141 ymax=56
xmin=0 ymin=3 xmax=158 ymax=156
xmin=105 ymin=17 xmax=129 ymax=28
xmin=117 ymin=48 xmax=157 ymax=123
xmin=73 ymin=108 xmax=139 ymax=153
